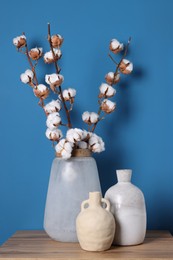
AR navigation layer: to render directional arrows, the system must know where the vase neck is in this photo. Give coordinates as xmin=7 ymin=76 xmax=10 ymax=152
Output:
xmin=116 ymin=169 xmax=132 ymax=183
xmin=89 ymin=192 xmax=101 ymax=207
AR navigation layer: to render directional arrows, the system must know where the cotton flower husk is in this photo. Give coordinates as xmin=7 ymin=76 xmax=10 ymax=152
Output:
xmin=119 ymin=59 xmax=133 ymax=74
xmin=44 ymin=49 xmax=62 ymax=63
xmin=13 ymin=35 xmax=26 ymax=48
xmin=55 ymin=139 xmax=74 ymax=159
xmin=105 ymin=72 xmax=120 ymax=85
xmin=109 ymin=39 xmax=123 ymax=54
xmin=46 ymin=112 xmax=61 ymax=130
xmin=44 ymin=99 xmax=61 ymax=115
xmin=51 ymin=34 xmax=63 ymax=48
xmin=34 ymin=84 xmax=49 ymax=99
xmin=82 ymin=111 xmax=99 ymax=125
xmin=29 ymin=47 xmax=43 ymax=60
xmin=99 ymin=83 xmax=116 ymax=98
xmin=45 ymin=128 xmax=62 ymax=141
xmin=101 ymin=99 xmax=116 ymax=114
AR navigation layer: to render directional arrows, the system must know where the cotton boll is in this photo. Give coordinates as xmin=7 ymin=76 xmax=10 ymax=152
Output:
xmin=13 ymin=35 xmax=26 ymax=48
xmin=119 ymin=59 xmax=133 ymax=74
xmin=45 ymin=74 xmax=64 ymax=86
xmin=44 ymin=49 xmax=62 ymax=63
xmin=51 ymin=34 xmax=64 ymax=48
xmin=29 ymin=47 xmax=43 ymax=60
xmin=55 ymin=139 xmax=74 ymax=159
xmin=34 ymin=84 xmax=49 ymax=99
xmin=101 ymin=99 xmax=116 ymax=114
xmin=109 ymin=39 xmax=124 ymax=54
xmin=99 ymin=83 xmax=116 ymax=98
xmin=62 ymin=88 xmax=76 ymax=103
xmin=45 ymin=128 xmax=62 ymax=141
xmin=82 ymin=111 xmax=99 ymax=125
xmin=89 ymin=133 xmax=105 ymax=153
xmin=20 ymin=69 xmax=34 ymax=84
xmin=46 ymin=112 xmax=61 ymax=130
xmin=66 ymin=128 xmax=83 ymax=143
xmin=44 ymin=99 xmax=61 ymax=114
xmin=105 ymin=72 xmax=120 ymax=85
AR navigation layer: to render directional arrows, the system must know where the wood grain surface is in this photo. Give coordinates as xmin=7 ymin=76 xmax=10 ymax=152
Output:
xmin=0 ymin=230 xmax=173 ymax=259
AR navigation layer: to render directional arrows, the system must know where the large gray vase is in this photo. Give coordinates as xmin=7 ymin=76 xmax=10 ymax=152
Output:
xmin=105 ymin=169 xmax=146 ymax=246
xmin=44 ymin=149 xmax=101 ymax=242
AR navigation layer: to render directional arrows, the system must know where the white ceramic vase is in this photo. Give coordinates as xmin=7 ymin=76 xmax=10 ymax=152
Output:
xmin=44 ymin=149 xmax=102 ymax=242
xmin=76 ymin=192 xmax=115 ymax=251
xmin=105 ymin=169 xmax=146 ymax=246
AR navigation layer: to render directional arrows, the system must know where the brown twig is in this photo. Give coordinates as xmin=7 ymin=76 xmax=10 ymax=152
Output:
xmin=91 ymin=107 xmax=102 ymax=132
xmin=108 ymin=53 xmax=118 ymax=65
xmin=47 ymin=23 xmax=72 ymax=129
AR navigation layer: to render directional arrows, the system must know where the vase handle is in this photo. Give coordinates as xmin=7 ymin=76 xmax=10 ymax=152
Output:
xmin=101 ymin=198 xmax=110 ymax=211
xmin=81 ymin=199 xmax=90 ymax=211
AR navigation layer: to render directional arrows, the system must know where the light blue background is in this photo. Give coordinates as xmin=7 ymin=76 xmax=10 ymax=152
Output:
xmin=0 ymin=0 xmax=173 ymax=245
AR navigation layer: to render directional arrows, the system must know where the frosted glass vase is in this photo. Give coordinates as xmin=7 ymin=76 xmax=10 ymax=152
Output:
xmin=44 ymin=149 xmax=101 ymax=242
xmin=105 ymin=169 xmax=146 ymax=246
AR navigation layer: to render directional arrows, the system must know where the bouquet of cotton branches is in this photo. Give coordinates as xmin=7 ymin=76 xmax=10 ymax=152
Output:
xmin=13 ymin=24 xmax=133 ymax=159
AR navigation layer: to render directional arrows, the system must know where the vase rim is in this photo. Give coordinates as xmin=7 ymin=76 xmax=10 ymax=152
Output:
xmin=116 ymin=169 xmax=132 ymax=182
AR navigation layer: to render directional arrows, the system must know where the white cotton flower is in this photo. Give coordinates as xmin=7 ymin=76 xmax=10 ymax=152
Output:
xmin=82 ymin=111 xmax=99 ymax=125
xmin=13 ymin=35 xmax=26 ymax=48
xmin=44 ymin=49 xmax=62 ymax=63
xmin=45 ymin=128 xmax=62 ymax=141
xmin=46 ymin=112 xmax=61 ymax=130
xmin=62 ymin=88 xmax=76 ymax=100
xmin=44 ymin=99 xmax=61 ymax=114
xmin=20 ymin=69 xmax=34 ymax=84
xmin=55 ymin=139 xmax=74 ymax=159
xmin=99 ymin=83 xmax=116 ymax=98
xmin=119 ymin=59 xmax=133 ymax=74
xmin=33 ymin=84 xmax=49 ymax=99
xmin=105 ymin=72 xmax=120 ymax=85
xmin=60 ymin=88 xmax=76 ymax=104
xmin=88 ymin=133 xmax=105 ymax=153
xmin=77 ymin=141 xmax=88 ymax=149
xmin=66 ymin=128 xmax=84 ymax=143
xmin=45 ymin=73 xmax=64 ymax=86
xmin=101 ymin=99 xmax=116 ymax=114
xmin=109 ymin=39 xmax=124 ymax=54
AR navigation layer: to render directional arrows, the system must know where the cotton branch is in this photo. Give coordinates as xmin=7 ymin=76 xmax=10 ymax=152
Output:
xmin=47 ymin=23 xmax=72 ymax=129
xmin=91 ymin=37 xmax=132 ymax=133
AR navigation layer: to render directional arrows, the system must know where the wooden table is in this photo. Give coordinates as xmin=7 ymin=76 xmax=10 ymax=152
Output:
xmin=0 ymin=230 xmax=173 ymax=259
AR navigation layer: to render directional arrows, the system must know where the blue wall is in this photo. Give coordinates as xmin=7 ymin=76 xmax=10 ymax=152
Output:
xmin=0 ymin=0 xmax=173 ymax=244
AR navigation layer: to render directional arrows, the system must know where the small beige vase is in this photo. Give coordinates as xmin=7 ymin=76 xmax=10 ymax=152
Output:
xmin=76 ymin=192 xmax=115 ymax=251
